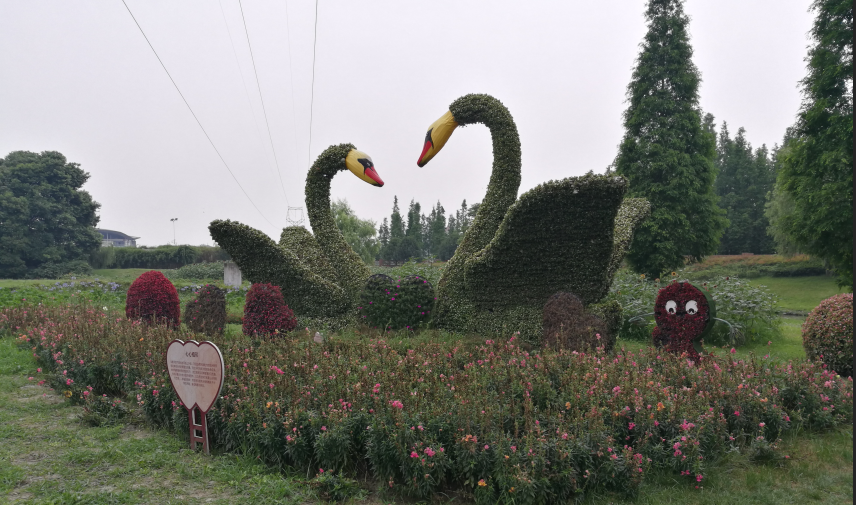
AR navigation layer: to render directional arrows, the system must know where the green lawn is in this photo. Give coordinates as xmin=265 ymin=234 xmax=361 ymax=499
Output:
xmin=750 ymin=276 xmax=845 ymax=314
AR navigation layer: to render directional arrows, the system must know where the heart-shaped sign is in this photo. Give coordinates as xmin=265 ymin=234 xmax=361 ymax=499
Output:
xmin=166 ymin=339 xmax=224 ymax=413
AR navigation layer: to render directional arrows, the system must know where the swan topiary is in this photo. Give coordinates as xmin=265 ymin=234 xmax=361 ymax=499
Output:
xmin=417 ymin=94 xmax=650 ymax=341
xmin=209 ymin=143 xmax=383 ymax=327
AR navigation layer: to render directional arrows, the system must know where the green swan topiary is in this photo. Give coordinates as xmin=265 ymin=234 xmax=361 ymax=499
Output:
xmin=209 ymin=144 xmax=384 ymax=327
xmin=417 ymin=94 xmax=650 ymax=341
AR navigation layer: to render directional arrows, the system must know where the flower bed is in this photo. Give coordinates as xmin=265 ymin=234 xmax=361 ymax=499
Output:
xmin=3 ymin=305 xmax=852 ymax=503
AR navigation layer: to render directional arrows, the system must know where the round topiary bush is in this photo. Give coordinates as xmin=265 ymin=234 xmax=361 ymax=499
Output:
xmin=652 ymin=281 xmax=715 ymax=362
xmin=125 ymin=270 xmax=180 ymax=328
xmin=243 ymin=283 xmax=297 ymax=338
xmin=802 ymin=293 xmax=853 ymax=377
xmin=183 ymin=284 xmax=226 ymax=337
xmin=542 ymin=292 xmax=612 ymax=352
xmin=358 ymin=274 xmax=435 ymax=331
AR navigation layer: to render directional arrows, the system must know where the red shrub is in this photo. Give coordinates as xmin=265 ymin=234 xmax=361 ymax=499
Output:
xmin=125 ymin=270 xmax=180 ymax=328
xmin=652 ymin=281 xmax=715 ymax=362
xmin=242 ymin=283 xmax=297 ymax=338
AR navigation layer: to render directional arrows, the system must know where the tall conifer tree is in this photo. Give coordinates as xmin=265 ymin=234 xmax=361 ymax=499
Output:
xmin=615 ymin=0 xmax=727 ymax=278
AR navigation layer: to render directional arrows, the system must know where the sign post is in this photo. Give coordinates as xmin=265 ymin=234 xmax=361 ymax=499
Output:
xmin=166 ymin=339 xmax=224 ymax=455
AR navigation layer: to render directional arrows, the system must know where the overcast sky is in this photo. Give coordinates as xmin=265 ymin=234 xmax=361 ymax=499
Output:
xmin=1 ymin=1 xmax=816 ymax=246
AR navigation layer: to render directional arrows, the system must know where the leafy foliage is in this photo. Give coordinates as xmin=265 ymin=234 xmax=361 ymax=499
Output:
xmin=183 ymin=284 xmax=226 ymax=337
xmin=125 ymin=271 xmax=180 ymax=328
xmin=542 ymin=292 xmax=612 ymax=352
xmin=10 ymin=304 xmax=852 ymax=504
xmin=242 ymin=283 xmax=297 ymax=338
xmin=802 ymin=293 xmax=853 ymax=377
xmin=612 ymin=271 xmax=780 ymax=346
xmin=0 ymin=151 xmax=102 ymax=279
xmin=331 ymin=199 xmax=379 ymax=265
xmin=358 ymin=274 xmax=435 ymax=331
xmin=774 ymin=0 xmax=853 ymax=289
xmin=614 ymin=0 xmax=728 ymax=278
xmin=681 ymin=254 xmax=827 ymax=279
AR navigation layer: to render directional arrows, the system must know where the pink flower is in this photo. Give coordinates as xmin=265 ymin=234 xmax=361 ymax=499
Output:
xmin=424 ymin=447 xmax=435 ymax=457
xmin=730 ymin=348 xmax=736 ymax=354
xmin=561 ymin=433 xmax=568 ymax=440
xmin=66 ymin=379 xmax=73 ymax=385
xmin=628 ymin=423 xmax=636 ymax=430
xmin=37 ymin=368 xmax=41 ymax=373
xmin=696 ymin=474 xmax=703 ymax=482
xmin=321 ymin=426 xmax=327 ymax=431
xmin=410 ymin=451 xmax=418 ymax=458
xmin=759 ymin=422 xmax=765 ymax=427
xmin=484 ymin=445 xmax=490 ymax=450
xmin=734 ymin=411 xmax=740 ymax=416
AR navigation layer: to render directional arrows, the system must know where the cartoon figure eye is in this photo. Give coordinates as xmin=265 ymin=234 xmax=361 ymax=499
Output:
xmin=665 ymin=300 xmax=677 ymax=314
xmin=685 ymin=300 xmax=698 ymax=315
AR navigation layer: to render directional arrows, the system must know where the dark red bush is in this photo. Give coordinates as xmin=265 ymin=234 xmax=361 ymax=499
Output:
xmin=542 ymin=292 xmax=612 ymax=352
xmin=243 ymin=283 xmax=297 ymax=338
xmin=183 ymin=284 xmax=226 ymax=337
xmin=125 ymin=270 xmax=180 ymax=328
xmin=652 ymin=281 xmax=715 ymax=362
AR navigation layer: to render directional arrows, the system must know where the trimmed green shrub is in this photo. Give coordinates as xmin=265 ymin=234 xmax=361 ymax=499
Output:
xmin=542 ymin=292 xmax=613 ymax=352
xmin=29 ymin=259 xmax=93 ymax=279
xmin=802 ymin=293 xmax=853 ymax=377
xmin=183 ymin=284 xmax=226 ymax=337
xmin=166 ymin=261 xmax=225 ymax=281
xmin=420 ymin=94 xmax=648 ymax=343
xmin=125 ymin=270 xmax=180 ymax=328
xmin=359 ymin=274 xmax=435 ymax=331
xmin=242 ymin=283 xmax=297 ymax=338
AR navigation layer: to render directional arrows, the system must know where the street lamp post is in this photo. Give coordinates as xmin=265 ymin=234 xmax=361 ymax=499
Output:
xmin=170 ymin=218 xmax=178 ymax=245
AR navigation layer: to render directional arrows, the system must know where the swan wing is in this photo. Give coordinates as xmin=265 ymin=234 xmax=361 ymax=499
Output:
xmin=279 ymin=226 xmax=338 ymax=283
xmin=209 ymin=220 xmax=349 ymax=317
xmin=604 ymin=197 xmax=651 ymax=289
xmin=462 ymin=174 xmax=627 ymax=308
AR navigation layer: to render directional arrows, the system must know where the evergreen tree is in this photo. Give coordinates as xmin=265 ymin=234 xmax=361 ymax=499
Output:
xmin=426 ymin=201 xmax=447 ymax=259
xmin=776 ymin=0 xmax=852 ymax=288
xmin=400 ymin=200 xmax=423 ymax=261
xmin=382 ymin=196 xmax=406 ymax=263
xmin=614 ymin=0 xmax=727 ymax=278
xmin=378 ymin=218 xmax=390 ymax=249
xmin=715 ymin=125 xmax=775 ymax=254
xmin=765 ymin=132 xmax=804 ymax=256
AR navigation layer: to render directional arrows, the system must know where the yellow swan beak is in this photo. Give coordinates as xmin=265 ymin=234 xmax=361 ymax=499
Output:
xmin=345 ymin=149 xmax=384 ymax=187
xmin=417 ymin=110 xmax=458 ymax=167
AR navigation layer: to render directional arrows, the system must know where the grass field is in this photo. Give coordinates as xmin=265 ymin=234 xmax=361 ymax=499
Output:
xmin=749 ymin=276 xmax=845 ymax=314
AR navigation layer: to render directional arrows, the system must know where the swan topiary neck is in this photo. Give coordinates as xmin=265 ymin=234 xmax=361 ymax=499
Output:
xmin=304 ymin=143 xmax=371 ymax=300
xmin=448 ymin=94 xmax=522 ymax=257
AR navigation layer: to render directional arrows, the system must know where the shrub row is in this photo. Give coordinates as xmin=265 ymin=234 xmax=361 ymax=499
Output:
xmin=89 ymin=245 xmax=230 ymax=270
xmin=682 ymin=254 xmax=828 ymax=279
xmin=6 ymin=305 xmax=852 ymax=503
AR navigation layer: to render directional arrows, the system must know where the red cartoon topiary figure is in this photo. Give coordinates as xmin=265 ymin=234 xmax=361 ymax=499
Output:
xmin=125 ymin=270 xmax=181 ymax=328
xmin=652 ymin=281 xmax=715 ymax=362
xmin=243 ymin=283 xmax=297 ymax=338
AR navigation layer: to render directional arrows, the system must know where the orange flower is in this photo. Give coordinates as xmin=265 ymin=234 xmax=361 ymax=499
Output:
xmin=657 ymin=402 xmax=665 ymax=411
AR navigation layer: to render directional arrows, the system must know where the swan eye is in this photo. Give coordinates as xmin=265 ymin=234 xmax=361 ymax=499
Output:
xmin=685 ymin=300 xmax=698 ymax=315
xmin=665 ymin=300 xmax=677 ymax=314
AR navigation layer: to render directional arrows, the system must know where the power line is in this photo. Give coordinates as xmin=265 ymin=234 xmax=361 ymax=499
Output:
xmin=119 ymin=0 xmax=275 ymax=228
xmin=282 ymin=0 xmax=302 ymax=175
xmin=218 ymin=0 xmax=281 ymax=200
xmin=237 ymin=0 xmax=290 ymax=208
xmin=307 ymin=0 xmax=320 ymax=169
